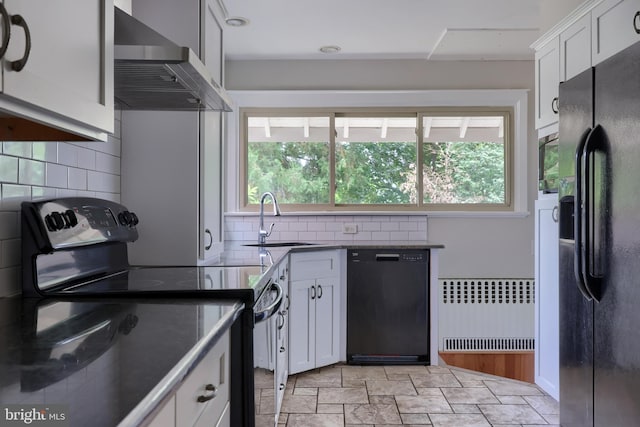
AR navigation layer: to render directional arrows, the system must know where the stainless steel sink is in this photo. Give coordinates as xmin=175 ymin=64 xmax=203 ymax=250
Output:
xmin=242 ymin=242 xmax=317 ymax=247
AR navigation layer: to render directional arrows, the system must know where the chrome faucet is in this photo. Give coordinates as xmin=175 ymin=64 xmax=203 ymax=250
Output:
xmin=258 ymin=191 xmax=281 ymax=245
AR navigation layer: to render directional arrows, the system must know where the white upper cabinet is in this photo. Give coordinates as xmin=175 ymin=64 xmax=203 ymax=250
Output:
xmin=124 ymin=0 xmax=227 ymax=264
xmin=201 ymin=0 xmax=224 ymax=86
xmin=560 ymin=13 xmax=592 ymax=81
xmin=532 ymin=0 xmax=640 ymax=131
xmin=535 ymin=38 xmax=560 ymax=130
xmin=592 ymin=0 xmax=640 ymax=65
xmin=0 ymin=0 xmax=113 ymax=141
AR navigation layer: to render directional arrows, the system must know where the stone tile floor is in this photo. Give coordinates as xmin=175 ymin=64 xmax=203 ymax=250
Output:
xmin=256 ymin=363 xmax=559 ymax=427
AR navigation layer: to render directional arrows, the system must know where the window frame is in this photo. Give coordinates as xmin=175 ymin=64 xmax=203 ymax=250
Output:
xmin=227 ymin=89 xmax=529 ymax=216
xmin=240 ymin=106 xmax=513 ymax=212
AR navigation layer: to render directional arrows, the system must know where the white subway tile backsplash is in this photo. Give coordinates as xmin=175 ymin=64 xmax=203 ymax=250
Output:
xmin=1 ymin=184 xmax=31 ymax=210
xmin=46 ymin=163 xmax=68 ymax=188
xmin=57 ymin=188 xmax=78 ymax=198
xmin=307 ymin=222 xmax=326 ymax=232
xmin=32 ymin=142 xmax=58 ymax=163
xmin=96 ymin=152 xmax=120 ymax=174
xmin=87 ymin=171 xmax=120 ymax=193
xmin=362 ymin=222 xmax=381 ymax=232
xmin=0 ymin=117 xmax=121 ymax=297
xmin=0 ymin=156 xmax=18 ymax=183
xmin=288 ymin=222 xmax=308 ymax=232
xmin=224 ymin=215 xmax=429 ymax=242
xmin=77 ymin=147 xmax=96 ymax=170
xmin=399 ymin=221 xmax=419 ymax=231
xmin=18 ymin=159 xmax=45 ymax=186
xmin=57 ymin=143 xmax=79 ymax=167
xmin=3 ymin=142 xmax=31 ymax=158
xmin=32 ymin=187 xmax=57 ymax=199
xmin=325 ymin=222 xmax=343 ymax=232
xmin=68 ymin=168 xmax=88 ymax=190
xmin=380 ymin=222 xmax=400 ymax=231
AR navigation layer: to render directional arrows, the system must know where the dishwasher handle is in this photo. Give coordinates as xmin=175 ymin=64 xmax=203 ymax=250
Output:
xmin=375 ymin=253 xmax=400 ymax=261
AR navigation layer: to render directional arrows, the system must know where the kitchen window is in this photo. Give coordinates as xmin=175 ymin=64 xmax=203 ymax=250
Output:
xmin=240 ymin=107 xmax=513 ymax=212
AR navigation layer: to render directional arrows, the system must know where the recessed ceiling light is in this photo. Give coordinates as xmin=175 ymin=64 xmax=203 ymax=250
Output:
xmin=319 ymin=45 xmax=341 ymax=54
xmin=225 ymin=16 xmax=249 ymax=27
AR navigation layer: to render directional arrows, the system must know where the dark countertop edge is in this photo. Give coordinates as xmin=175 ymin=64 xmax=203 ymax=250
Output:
xmin=117 ymin=301 xmax=245 ymax=427
xmin=217 ymin=241 xmax=445 ymax=298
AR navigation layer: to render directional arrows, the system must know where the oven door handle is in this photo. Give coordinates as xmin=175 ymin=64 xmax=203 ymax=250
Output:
xmin=254 ymin=281 xmax=283 ymax=324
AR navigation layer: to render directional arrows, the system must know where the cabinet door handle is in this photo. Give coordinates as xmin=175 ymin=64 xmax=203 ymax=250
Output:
xmin=197 ymin=384 xmax=217 ymax=402
xmin=0 ymin=4 xmax=10 ymax=61
xmin=310 ymin=285 xmax=316 ymax=300
xmin=552 ymin=206 xmax=559 ymax=223
xmin=317 ymin=284 xmax=323 ymax=299
xmin=9 ymin=14 xmax=30 ymax=71
xmin=277 ymin=312 xmax=285 ymax=330
xmin=204 ymin=229 xmax=213 ymax=250
xmin=551 ymin=97 xmax=559 ymax=114
xmin=634 ymin=11 xmax=640 ymax=34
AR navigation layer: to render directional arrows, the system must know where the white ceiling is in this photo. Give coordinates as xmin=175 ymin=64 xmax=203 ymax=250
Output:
xmin=221 ymin=0 xmax=543 ymax=61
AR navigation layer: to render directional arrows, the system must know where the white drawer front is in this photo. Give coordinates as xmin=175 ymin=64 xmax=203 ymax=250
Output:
xmin=177 ymin=332 xmax=230 ymax=427
xmin=290 ymin=250 xmax=340 ymax=281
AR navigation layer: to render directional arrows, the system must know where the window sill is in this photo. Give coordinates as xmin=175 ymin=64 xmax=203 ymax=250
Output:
xmin=224 ymin=210 xmax=530 ymax=219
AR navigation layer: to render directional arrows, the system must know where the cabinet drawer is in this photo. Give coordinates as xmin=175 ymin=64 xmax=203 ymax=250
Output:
xmin=290 ymin=250 xmax=340 ymax=280
xmin=176 ymin=332 xmax=230 ymax=427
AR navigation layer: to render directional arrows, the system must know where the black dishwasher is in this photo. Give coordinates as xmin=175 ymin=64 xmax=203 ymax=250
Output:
xmin=347 ymin=248 xmax=429 ymax=364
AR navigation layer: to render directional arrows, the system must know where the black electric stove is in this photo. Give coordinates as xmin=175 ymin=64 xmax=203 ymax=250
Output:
xmin=20 ymin=197 xmax=279 ymax=307
xmin=20 ymin=197 xmax=279 ymax=427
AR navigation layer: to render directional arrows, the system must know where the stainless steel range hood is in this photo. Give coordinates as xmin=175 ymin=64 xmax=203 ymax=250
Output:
xmin=114 ymin=8 xmax=232 ymax=111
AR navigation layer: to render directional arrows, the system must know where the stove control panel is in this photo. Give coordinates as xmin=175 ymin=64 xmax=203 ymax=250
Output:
xmin=22 ymin=197 xmax=139 ymax=251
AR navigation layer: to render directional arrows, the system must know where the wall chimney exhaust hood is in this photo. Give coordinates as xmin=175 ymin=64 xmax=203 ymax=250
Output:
xmin=114 ymin=8 xmax=232 ymax=112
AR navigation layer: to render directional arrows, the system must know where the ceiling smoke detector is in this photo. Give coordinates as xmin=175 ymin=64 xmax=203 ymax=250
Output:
xmin=319 ymin=45 xmax=341 ymax=54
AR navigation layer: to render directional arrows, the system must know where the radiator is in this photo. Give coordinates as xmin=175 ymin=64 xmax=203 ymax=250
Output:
xmin=438 ymin=279 xmax=535 ymax=352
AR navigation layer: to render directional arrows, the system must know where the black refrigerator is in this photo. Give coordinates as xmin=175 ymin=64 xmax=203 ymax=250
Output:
xmin=558 ymin=40 xmax=640 ymax=427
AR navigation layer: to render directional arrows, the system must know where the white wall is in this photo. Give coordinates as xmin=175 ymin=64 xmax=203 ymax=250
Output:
xmin=224 ymin=59 xmax=537 ymax=279
xmin=539 ymin=0 xmax=585 ymax=34
xmin=0 ymin=111 xmax=123 ymax=297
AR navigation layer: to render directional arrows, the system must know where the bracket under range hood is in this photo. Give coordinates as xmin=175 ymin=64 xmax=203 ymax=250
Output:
xmin=114 ymin=7 xmax=232 ymax=112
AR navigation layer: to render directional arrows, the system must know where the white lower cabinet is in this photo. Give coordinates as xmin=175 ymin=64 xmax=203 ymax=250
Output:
xmin=275 ymin=260 xmax=289 ymax=420
xmin=149 ymin=331 xmax=230 ymax=427
xmin=534 ymin=197 xmax=559 ymax=401
xmin=289 ymin=250 xmax=342 ymax=375
xmin=149 ymin=396 xmax=176 ymax=427
xmin=253 ymin=258 xmax=290 ymax=426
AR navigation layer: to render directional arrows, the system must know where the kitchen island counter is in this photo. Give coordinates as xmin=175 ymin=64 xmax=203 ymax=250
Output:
xmin=0 ymin=297 xmax=244 ymax=427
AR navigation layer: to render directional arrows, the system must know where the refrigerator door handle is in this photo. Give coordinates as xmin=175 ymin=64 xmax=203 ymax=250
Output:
xmin=574 ymin=127 xmax=595 ymax=301
xmin=581 ymin=124 xmax=604 ymax=301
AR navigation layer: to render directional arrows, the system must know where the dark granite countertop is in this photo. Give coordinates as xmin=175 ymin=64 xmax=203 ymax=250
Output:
xmin=0 ymin=297 xmax=244 ymax=427
xmin=216 ymin=240 xmax=444 ymax=267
